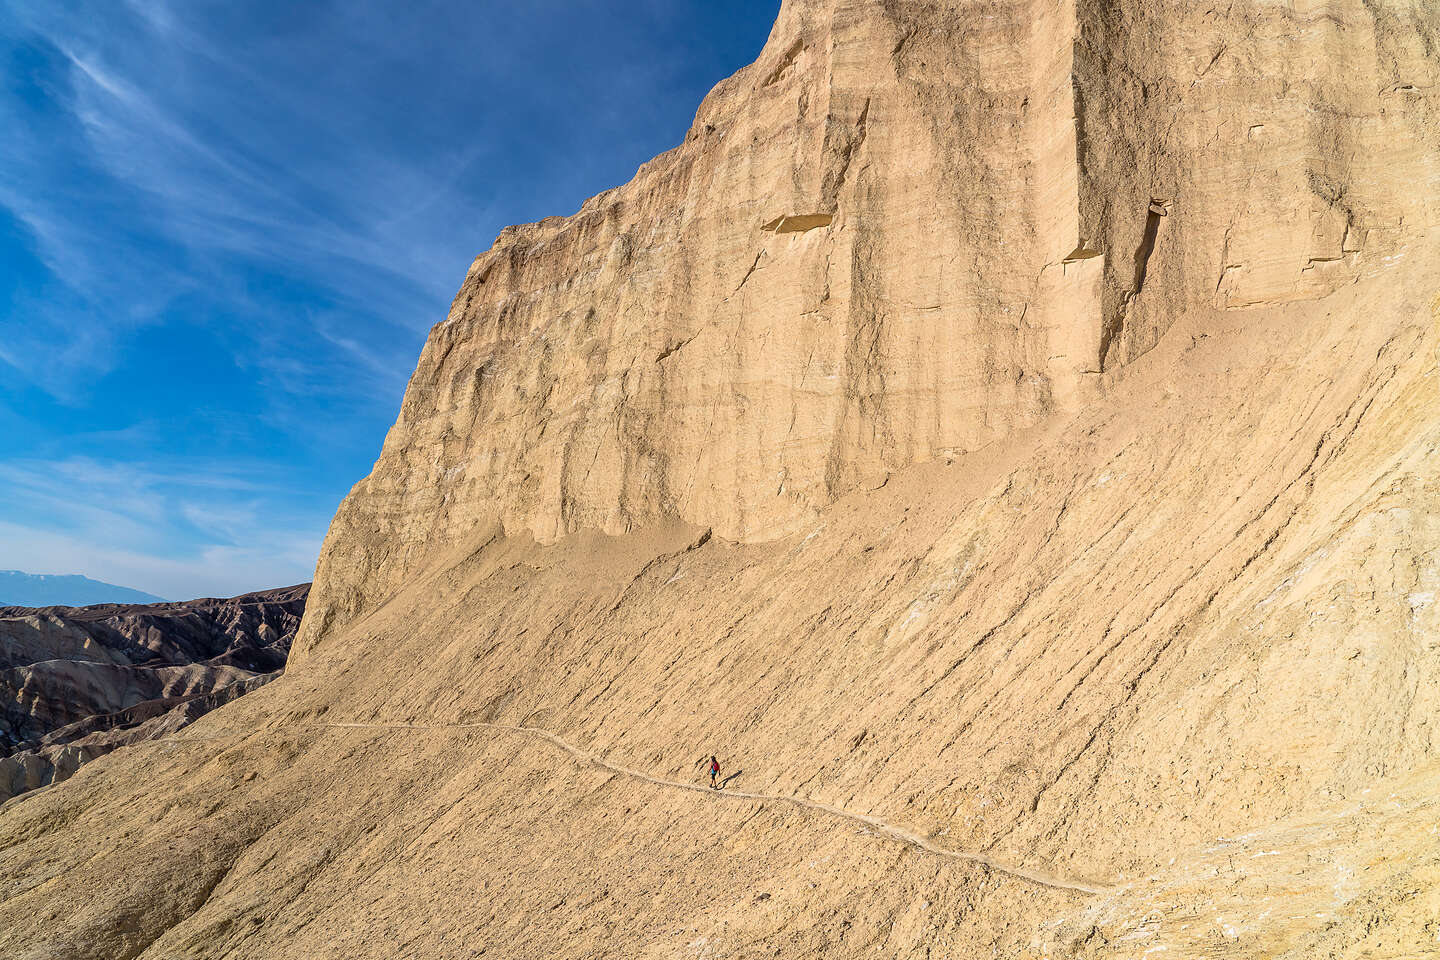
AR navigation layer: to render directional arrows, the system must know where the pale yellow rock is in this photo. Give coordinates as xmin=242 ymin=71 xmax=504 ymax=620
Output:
xmin=3 ymin=2 xmax=1439 ymax=959
xmin=297 ymin=0 xmax=1439 ymax=658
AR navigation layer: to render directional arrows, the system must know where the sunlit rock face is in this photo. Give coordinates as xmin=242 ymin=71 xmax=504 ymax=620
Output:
xmin=2 ymin=3 xmax=1439 ymax=959
xmin=296 ymin=0 xmax=1436 ymax=655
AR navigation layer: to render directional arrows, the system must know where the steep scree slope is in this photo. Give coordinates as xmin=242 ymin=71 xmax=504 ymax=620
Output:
xmin=1 ymin=274 xmax=1435 ymax=958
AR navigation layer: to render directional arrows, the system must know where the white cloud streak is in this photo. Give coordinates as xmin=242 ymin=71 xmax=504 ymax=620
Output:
xmin=0 ymin=0 xmax=776 ymax=598
xmin=0 ymin=455 xmax=326 ymax=598
xmin=0 ymin=520 xmax=319 ymax=601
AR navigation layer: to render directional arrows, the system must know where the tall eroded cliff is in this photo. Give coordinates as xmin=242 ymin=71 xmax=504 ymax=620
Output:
xmin=298 ymin=0 xmax=1438 ymax=657
xmin=3 ymin=3 xmax=1438 ymax=958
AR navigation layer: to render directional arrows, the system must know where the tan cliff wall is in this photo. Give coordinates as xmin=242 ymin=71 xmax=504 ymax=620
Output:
xmin=295 ymin=0 xmax=1437 ymax=656
xmin=4 ymin=4 xmax=1440 ymax=957
xmin=1076 ymin=0 xmax=1440 ymax=366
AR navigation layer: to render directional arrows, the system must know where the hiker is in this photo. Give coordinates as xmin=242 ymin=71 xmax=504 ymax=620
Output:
xmin=709 ymin=755 xmax=720 ymax=790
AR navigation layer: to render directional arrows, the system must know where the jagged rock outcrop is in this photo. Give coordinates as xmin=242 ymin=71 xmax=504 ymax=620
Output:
xmin=1 ymin=2 xmax=1437 ymax=958
xmin=0 ymin=585 xmax=306 ymax=800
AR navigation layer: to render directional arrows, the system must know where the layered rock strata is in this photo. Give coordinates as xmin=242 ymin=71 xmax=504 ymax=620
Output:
xmin=0 ymin=585 xmax=306 ymax=800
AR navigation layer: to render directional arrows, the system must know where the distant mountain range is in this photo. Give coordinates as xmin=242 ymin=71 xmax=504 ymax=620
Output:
xmin=0 ymin=570 xmax=166 ymax=607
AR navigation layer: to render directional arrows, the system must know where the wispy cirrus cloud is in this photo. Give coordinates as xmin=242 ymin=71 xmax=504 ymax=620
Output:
xmin=0 ymin=0 xmax=778 ymax=598
xmin=1 ymin=2 xmax=469 ymax=401
xmin=0 ymin=455 xmax=325 ymax=598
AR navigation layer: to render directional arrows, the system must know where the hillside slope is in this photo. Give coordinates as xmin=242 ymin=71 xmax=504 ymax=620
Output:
xmin=2 ymin=0 xmax=1437 ymax=957
xmin=1 ymin=267 xmax=1434 ymax=959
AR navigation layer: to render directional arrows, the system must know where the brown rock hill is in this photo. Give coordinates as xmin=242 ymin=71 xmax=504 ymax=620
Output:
xmin=2 ymin=1 xmax=1438 ymax=958
xmin=0 ymin=585 xmax=307 ymax=801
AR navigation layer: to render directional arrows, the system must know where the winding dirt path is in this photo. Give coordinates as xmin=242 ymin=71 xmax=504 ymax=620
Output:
xmin=321 ymin=720 xmax=1112 ymax=896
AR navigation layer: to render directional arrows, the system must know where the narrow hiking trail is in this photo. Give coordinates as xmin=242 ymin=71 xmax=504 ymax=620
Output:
xmin=319 ymin=720 xmax=1113 ymax=896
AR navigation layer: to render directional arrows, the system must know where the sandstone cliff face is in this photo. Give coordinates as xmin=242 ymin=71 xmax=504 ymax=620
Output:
xmin=2 ymin=3 xmax=1438 ymax=959
xmin=0 ymin=586 xmax=306 ymax=800
xmin=1077 ymin=0 xmax=1440 ymax=361
xmin=298 ymin=0 xmax=1438 ymax=655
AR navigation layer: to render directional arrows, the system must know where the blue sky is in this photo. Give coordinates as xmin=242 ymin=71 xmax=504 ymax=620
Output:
xmin=0 ymin=0 xmax=778 ymax=600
